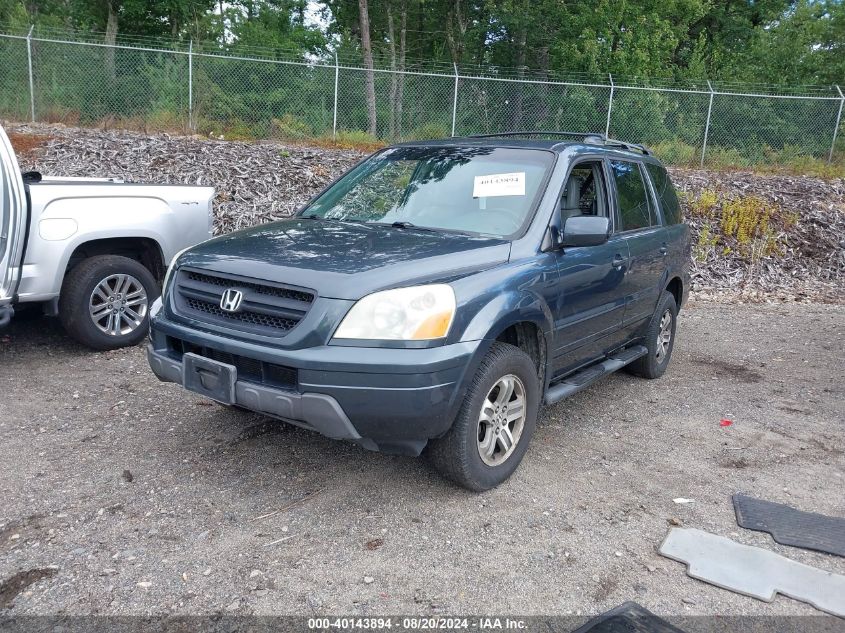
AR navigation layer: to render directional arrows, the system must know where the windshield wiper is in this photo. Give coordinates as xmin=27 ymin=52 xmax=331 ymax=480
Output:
xmin=301 ymin=213 xmax=342 ymax=222
xmin=301 ymin=214 xmax=375 ymax=229
xmin=387 ymin=221 xmax=437 ymax=232
xmin=373 ymin=221 xmax=484 ymax=237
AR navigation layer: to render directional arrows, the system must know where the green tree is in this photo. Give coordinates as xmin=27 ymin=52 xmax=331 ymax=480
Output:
xmin=738 ymin=0 xmax=845 ymax=86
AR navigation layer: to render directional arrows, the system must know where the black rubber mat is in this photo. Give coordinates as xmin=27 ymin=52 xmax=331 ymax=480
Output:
xmin=571 ymin=602 xmax=686 ymax=633
xmin=733 ymin=493 xmax=845 ymax=557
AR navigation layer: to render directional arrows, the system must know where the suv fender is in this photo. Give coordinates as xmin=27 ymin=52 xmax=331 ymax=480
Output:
xmin=455 ymin=289 xmax=553 ymax=394
xmin=459 ymin=289 xmax=554 ymax=344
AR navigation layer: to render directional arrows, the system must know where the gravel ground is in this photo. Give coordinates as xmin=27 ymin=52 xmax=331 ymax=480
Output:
xmin=1 ymin=299 xmax=844 ymax=618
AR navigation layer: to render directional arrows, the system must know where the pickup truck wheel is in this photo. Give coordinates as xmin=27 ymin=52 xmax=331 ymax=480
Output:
xmin=427 ymin=342 xmax=539 ymax=491
xmin=59 ymin=255 xmax=159 ymax=350
xmin=625 ymin=290 xmax=678 ymax=379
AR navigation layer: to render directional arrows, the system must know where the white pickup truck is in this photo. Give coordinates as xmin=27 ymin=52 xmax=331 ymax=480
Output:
xmin=0 ymin=124 xmax=214 ymax=349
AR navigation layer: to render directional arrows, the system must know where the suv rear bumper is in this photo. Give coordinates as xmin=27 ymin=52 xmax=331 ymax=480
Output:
xmin=147 ymin=314 xmax=484 ymax=455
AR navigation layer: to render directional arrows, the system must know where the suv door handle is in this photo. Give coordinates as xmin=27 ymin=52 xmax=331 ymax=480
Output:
xmin=612 ymin=254 xmax=627 ymax=269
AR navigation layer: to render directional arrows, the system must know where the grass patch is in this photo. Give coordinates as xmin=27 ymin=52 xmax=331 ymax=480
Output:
xmin=651 ymin=139 xmax=845 ymax=179
xmin=745 ymin=156 xmax=845 ymax=180
xmin=309 ymin=131 xmax=386 ymax=153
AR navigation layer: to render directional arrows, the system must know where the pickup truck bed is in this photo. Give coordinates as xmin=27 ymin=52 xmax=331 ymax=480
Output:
xmin=0 ymin=124 xmax=215 ymax=349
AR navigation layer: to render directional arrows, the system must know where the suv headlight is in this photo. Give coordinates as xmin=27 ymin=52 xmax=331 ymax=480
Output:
xmin=333 ymin=284 xmax=456 ymax=341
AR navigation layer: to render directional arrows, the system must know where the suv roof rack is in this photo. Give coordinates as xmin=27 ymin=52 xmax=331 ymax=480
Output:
xmin=459 ymin=130 xmax=651 ymax=155
xmin=602 ymin=137 xmax=651 ymax=156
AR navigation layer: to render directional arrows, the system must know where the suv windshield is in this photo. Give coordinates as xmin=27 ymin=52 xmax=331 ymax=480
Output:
xmin=299 ymin=146 xmax=555 ymax=238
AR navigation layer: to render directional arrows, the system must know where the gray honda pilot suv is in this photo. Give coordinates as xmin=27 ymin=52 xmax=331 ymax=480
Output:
xmin=147 ymin=132 xmax=690 ymax=490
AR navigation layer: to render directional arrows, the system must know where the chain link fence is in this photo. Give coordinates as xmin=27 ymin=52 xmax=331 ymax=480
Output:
xmin=1 ymin=26 xmax=843 ymax=167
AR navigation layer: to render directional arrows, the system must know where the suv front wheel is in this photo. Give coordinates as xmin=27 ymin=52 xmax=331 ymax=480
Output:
xmin=427 ymin=342 xmax=539 ymax=491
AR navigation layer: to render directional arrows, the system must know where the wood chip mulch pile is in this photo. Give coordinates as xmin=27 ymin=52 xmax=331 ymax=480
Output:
xmin=671 ymin=168 xmax=843 ymax=302
xmin=7 ymin=122 xmax=844 ymax=302
xmin=8 ymin=122 xmax=364 ymax=235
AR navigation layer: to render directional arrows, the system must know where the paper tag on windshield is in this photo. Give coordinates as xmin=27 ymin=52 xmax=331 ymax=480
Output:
xmin=473 ymin=172 xmax=525 ymax=198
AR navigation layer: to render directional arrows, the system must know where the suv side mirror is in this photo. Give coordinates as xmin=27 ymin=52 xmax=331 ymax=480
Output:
xmin=561 ymin=215 xmax=610 ymax=247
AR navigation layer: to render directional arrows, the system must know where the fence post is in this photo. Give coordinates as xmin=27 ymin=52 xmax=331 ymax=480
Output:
xmin=26 ymin=25 xmax=35 ymax=122
xmin=605 ymin=74 xmax=614 ymax=137
xmin=333 ymin=53 xmax=339 ymax=139
xmin=188 ymin=40 xmax=194 ymax=131
xmin=700 ymin=80 xmax=715 ymax=168
xmin=451 ymin=63 xmax=459 ymax=137
xmin=829 ymin=85 xmax=844 ymax=164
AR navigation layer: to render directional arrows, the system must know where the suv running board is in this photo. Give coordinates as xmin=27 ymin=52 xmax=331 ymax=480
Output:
xmin=544 ymin=345 xmax=648 ymax=405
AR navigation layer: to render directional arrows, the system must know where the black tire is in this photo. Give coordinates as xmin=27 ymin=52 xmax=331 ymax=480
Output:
xmin=625 ymin=290 xmax=678 ymax=379
xmin=59 ymin=255 xmax=159 ymax=350
xmin=427 ymin=342 xmax=540 ymax=491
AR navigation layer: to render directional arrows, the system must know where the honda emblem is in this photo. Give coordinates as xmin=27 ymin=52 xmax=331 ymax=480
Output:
xmin=219 ymin=288 xmax=244 ymax=313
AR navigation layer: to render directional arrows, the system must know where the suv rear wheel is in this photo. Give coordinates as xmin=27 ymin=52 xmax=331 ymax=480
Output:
xmin=59 ymin=255 xmax=159 ymax=350
xmin=625 ymin=290 xmax=678 ymax=379
xmin=427 ymin=342 xmax=539 ymax=491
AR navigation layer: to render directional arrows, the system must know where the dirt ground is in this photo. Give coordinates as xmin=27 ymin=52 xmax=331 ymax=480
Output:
xmin=1 ymin=299 xmax=843 ymax=618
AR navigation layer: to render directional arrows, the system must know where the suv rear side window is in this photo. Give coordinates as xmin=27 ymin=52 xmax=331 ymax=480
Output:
xmin=646 ymin=163 xmax=682 ymax=225
xmin=610 ymin=160 xmax=654 ymax=231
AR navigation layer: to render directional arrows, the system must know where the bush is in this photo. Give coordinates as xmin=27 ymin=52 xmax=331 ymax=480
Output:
xmin=687 ymin=189 xmax=718 ymax=217
xmin=146 ymin=110 xmax=188 ymax=133
xmin=685 ymin=187 xmax=802 ymax=263
xmin=226 ymin=121 xmax=267 ymax=140
xmin=766 ymin=155 xmax=845 ymax=179
xmin=704 ymin=146 xmax=749 ymax=169
xmin=270 ymin=114 xmax=312 ymax=140
xmin=405 ymin=122 xmax=450 ymax=140
xmin=650 ymin=140 xmax=698 ymax=166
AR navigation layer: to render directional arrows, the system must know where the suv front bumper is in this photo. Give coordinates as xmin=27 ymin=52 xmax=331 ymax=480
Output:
xmin=147 ymin=314 xmax=484 ymax=455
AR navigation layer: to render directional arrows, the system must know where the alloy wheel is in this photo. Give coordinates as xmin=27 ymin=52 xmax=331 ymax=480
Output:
xmin=655 ymin=309 xmax=673 ymax=363
xmin=477 ymin=374 xmax=527 ymax=467
xmin=89 ymin=274 xmax=148 ymax=336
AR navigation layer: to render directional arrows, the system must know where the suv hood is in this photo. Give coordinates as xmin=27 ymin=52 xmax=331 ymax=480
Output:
xmin=180 ymin=218 xmax=510 ymax=300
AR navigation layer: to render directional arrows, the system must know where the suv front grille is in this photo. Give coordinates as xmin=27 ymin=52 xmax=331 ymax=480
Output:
xmin=167 ymin=336 xmax=298 ymax=390
xmin=172 ymin=268 xmax=314 ymax=337
xmin=184 ymin=297 xmax=299 ymax=331
xmin=184 ymin=270 xmax=314 ymax=303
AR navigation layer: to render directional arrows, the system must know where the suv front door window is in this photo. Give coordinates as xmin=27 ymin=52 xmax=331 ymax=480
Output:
xmin=560 ymin=163 xmax=606 ymax=221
